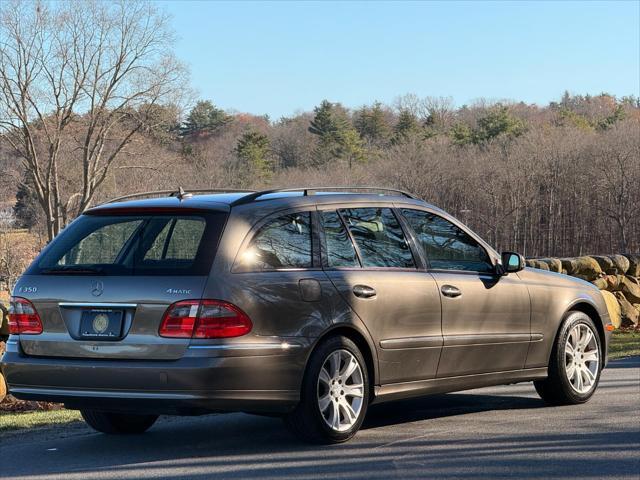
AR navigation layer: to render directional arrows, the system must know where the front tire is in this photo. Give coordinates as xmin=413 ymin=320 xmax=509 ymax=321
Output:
xmin=285 ymin=335 xmax=370 ymax=444
xmin=81 ymin=410 xmax=158 ymax=434
xmin=534 ymin=311 xmax=602 ymax=405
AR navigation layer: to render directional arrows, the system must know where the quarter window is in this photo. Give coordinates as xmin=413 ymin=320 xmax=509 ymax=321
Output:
xmin=339 ymin=208 xmax=415 ymax=268
xmin=321 ymin=211 xmax=360 ymax=268
xmin=401 ymin=209 xmax=493 ymax=272
xmin=239 ymin=212 xmax=312 ymax=270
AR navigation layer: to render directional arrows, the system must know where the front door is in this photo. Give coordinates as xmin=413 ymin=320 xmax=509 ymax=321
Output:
xmin=399 ymin=208 xmax=531 ymax=377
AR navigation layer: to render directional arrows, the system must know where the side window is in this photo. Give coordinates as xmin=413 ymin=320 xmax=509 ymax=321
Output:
xmin=239 ymin=212 xmax=312 ymax=270
xmin=401 ymin=209 xmax=493 ymax=272
xmin=321 ymin=211 xmax=360 ymax=268
xmin=340 ymin=207 xmax=415 ymax=268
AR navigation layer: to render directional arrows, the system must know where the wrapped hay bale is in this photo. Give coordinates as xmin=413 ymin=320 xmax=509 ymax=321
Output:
xmin=526 ymin=259 xmax=550 ymax=270
xmin=601 ymin=291 xmax=622 ymax=328
xmin=600 ymin=274 xmax=626 ymax=291
xmin=620 ymin=276 xmax=640 ymax=304
xmin=532 ymin=260 xmax=550 ymax=271
xmin=539 ymin=258 xmax=563 ymax=272
xmin=0 ymin=371 xmax=5 ymax=401
xmin=561 ymin=258 xmax=578 ymax=275
xmin=609 ymin=255 xmax=630 ymax=275
xmin=591 ymin=255 xmax=615 ymax=274
xmin=615 ymin=292 xmax=640 ymax=327
xmin=592 ymin=277 xmax=609 ymax=290
xmin=624 ymin=255 xmax=640 ymax=277
xmin=570 ymin=256 xmax=602 ymax=281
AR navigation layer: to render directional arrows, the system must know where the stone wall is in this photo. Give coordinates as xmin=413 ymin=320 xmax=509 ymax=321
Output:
xmin=526 ymin=255 xmax=640 ymax=328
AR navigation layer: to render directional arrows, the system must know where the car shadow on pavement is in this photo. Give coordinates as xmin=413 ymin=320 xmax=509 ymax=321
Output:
xmin=0 ymin=391 xmax=604 ymax=480
xmin=363 ymin=391 xmax=545 ymax=430
xmin=2 ymin=365 xmax=639 ymax=480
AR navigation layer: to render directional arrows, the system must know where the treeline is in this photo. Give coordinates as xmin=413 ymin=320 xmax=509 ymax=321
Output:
xmin=4 ymin=91 xmax=639 ymax=257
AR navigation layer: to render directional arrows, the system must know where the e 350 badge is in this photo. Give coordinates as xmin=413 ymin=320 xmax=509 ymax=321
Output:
xmin=17 ymin=286 xmax=38 ymax=294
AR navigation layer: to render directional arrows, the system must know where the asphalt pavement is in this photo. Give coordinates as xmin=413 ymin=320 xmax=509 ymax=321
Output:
xmin=1 ymin=356 xmax=638 ymax=479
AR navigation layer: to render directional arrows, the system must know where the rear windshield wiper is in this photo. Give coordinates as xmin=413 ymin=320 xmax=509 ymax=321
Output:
xmin=40 ymin=266 xmax=105 ymax=275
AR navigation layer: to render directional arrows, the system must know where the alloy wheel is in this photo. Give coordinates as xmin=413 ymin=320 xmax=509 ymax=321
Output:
xmin=564 ymin=323 xmax=599 ymax=394
xmin=317 ymin=349 xmax=365 ymax=432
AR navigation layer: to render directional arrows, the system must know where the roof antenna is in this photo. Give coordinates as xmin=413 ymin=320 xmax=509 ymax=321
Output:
xmin=173 ymin=187 xmax=193 ymax=201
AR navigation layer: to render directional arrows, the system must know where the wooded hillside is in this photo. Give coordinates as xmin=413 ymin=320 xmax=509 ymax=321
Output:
xmin=2 ymin=92 xmax=638 ymax=257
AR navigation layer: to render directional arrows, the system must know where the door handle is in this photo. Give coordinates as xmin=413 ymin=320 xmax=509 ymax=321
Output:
xmin=353 ymin=285 xmax=376 ymax=298
xmin=441 ymin=285 xmax=462 ymax=298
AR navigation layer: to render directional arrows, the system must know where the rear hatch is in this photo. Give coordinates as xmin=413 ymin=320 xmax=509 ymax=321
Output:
xmin=14 ymin=209 xmax=227 ymax=360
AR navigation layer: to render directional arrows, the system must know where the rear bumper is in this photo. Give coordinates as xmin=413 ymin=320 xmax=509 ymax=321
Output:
xmin=1 ymin=338 xmax=310 ymax=415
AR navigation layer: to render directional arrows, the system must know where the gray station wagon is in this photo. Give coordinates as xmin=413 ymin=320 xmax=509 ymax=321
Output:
xmin=1 ymin=187 xmax=612 ymax=443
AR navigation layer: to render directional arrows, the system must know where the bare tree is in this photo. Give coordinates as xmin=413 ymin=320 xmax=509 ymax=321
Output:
xmin=423 ymin=96 xmax=455 ymax=130
xmin=591 ymin=123 xmax=640 ymax=252
xmin=0 ymin=0 xmax=188 ymax=240
xmin=0 ymin=208 xmax=38 ymax=295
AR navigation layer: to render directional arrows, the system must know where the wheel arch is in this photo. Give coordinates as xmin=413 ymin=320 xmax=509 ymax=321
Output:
xmin=305 ymin=324 xmax=379 ymax=395
xmin=567 ymin=300 xmax=606 ymax=354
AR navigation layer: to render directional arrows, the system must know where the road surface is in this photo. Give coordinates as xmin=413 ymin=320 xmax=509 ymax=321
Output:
xmin=1 ymin=356 xmax=639 ymax=479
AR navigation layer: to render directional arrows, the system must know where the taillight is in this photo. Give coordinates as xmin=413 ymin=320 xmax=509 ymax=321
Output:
xmin=158 ymin=300 xmax=199 ymax=338
xmin=159 ymin=300 xmax=252 ymax=339
xmin=8 ymin=297 xmax=43 ymax=335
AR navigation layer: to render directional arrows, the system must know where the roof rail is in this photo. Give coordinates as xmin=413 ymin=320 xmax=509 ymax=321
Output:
xmin=230 ymin=186 xmax=419 ymax=206
xmin=103 ymin=188 xmax=256 ymax=205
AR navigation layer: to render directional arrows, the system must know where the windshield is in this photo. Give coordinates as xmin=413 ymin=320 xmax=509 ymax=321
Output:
xmin=28 ymin=212 xmax=227 ymax=276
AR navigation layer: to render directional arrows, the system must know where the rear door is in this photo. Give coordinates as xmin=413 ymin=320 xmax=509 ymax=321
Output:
xmin=320 ymin=206 xmax=442 ymax=384
xmin=399 ymin=208 xmax=531 ymax=377
xmin=15 ymin=211 xmax=226 ymax=360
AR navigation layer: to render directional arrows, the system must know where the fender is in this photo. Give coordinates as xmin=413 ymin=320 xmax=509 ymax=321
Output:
xmin=305 ymin=320 xmax=381 ymax=388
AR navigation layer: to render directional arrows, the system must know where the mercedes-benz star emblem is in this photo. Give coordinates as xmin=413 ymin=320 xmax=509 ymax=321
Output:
xmin=91 ymin=281 xmax=104 ymax=297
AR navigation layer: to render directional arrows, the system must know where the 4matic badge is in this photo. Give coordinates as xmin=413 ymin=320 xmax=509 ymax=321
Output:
xmin=166 ymin=288 xmax=192 ymax=295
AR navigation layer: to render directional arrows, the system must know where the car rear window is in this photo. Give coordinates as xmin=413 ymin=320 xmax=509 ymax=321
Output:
xmin=28 ymin=212 xmax=226 ymax=276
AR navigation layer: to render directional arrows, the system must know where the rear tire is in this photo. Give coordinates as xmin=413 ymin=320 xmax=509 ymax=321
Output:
xmin=81 ymin=410 xmax=158 ymax=434
xmin=534 ymin=311 xmax=602 ymax=405
xmin=284 ymin=335 xmax=370 ymax=444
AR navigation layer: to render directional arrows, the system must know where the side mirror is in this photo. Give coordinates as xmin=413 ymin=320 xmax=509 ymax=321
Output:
xmin=501 ymin=251 xmax=525 ymax=274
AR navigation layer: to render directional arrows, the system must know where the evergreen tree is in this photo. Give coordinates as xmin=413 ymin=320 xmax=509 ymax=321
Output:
xmin=235 ymin=131 xmax=273 ymax=182
xmin=392 ymin=109 xmax=421 ymax=144
xmin=474 ymin=105 xmax=526 ymax=143
xmin=181 ymin=100 xmax=231 ymax=136
xmin=308 ymin=100 xmax=341 ymax=141
xmin=598 ymin=105 xmax=626 ymax=130
xmin=354 ymin=102 xmax=392 ymax=145
xmin=335 ymin=128 xmax=365 ymax=169
xmin=449 ymin=122 xmax=474 ymax=146
xmin=308 ymin=100 xmax=363 ymax=166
